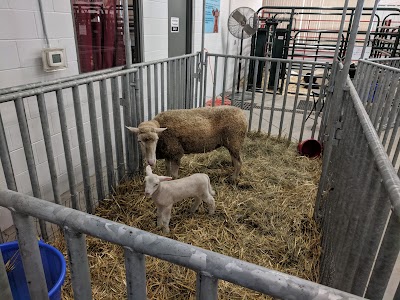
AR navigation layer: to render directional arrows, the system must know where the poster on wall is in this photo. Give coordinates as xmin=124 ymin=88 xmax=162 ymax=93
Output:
xmin=205 ymin=0 xmax=221 ymax=33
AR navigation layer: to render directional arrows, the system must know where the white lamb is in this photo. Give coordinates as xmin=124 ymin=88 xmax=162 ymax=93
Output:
xmin=144 ymin=165 xmax=216 ymax=233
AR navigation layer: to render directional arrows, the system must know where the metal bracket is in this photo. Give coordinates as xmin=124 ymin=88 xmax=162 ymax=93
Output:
xmin=332 ymin=120 xmax=343 ymax=145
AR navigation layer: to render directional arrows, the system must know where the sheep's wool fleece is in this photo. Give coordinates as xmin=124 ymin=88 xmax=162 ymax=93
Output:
xmin=153 ymin=106 xmax=247 ymax=158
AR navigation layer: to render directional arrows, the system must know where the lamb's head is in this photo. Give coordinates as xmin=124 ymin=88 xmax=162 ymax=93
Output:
xmin=126 ymin=126 xmax=167 ymax=166
xmin=144 ymin=165 xmax=172 ymax=197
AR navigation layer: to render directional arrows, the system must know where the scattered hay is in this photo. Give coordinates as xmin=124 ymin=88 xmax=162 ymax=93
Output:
xmin=53 ymin=132 xmax=322 ymax=300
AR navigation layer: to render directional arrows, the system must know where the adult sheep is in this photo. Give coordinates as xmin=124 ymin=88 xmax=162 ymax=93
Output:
xmin=126 ymin=106 xmax=247 ymax=181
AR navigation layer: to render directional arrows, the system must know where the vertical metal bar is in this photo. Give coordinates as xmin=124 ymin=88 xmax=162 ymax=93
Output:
xmin=288 ymin=63 xmax=304 ymax=142
xmin=365 ymin=213 xmax=400 ymax=299
xmin=299 ymin=64 xmax=316 ymax=142
xmin=386 ymin=90 xmax=400 ymax=156
xmin=188 ymin=56 xmax=194 ymax=108
xmin=64 ymin=228 xmax=92 ymax=300
xmin=87 ymin=82 xmax=105 ymax=201
xmin=248 ymin=59 xmax=259 ymax=132
xmin=124 ymin=247 xmax=146 ymax=300
xmin=268 ymin=61 xmax=281 ymax=136
xmin=139 ymin=67 xmax=145 ymax=118
xmin=392 ymin=134 xmax=400 ymax=165
xmin=0 ymin=112 xmax=17 ymax=191
xmin=377 ymin=73 xmax=400 ymax=138
xmin=240 ymin=58 xmax=249 ymax=109
xmin=365 ymin=66 xmax=380 ymax=112
xmin=154 ymin=64 xmax=159 ymax=115
xmin=0 ymin=250 xmax=13 ymax=300
xmin=100 ymin=79 xmax=116 ymax=194
xmin=122 ymin=75 xmax=134 ymax=176
xmin=132 ymin=72 xmax=141 ymax=173
xmin=203 ymin=53 xmax=209 ymax=107
xmin=72 ymin=86 xmax=93 ymax=213
xmin=258 ymin=61 xmax=271 ymax=133
xmin=371 ymin=70 xmax=393 ymax=128
xmin=111 ymin=77 xmax=125 ymax=182
xmin=15 ymin=97 xmax=48 ymax=239
xmin=221 ymin=57 xmax=228 ymax=104
xmin=37 ymin=93 xmax=61 ymax=205
xmin=174 ymin=60 xmax=178 ymax=109
xmin=212 ymin=56 xmax=218 ymax=106
xmin=312 ymin=63 xmax=329 ymax=139
xmin=123 ymin=0 xmax=132 ymax=67
xmin=279 ymin=61 xmax=293 ymax=138
xmin=167 ymin=61 xmax=172 ymax=110
xmin=13 ymin=212 xmax=49 ymax=300
xmin=333 ymin=0 xmax=350 ymax=62
xmin=196 ymin=272 xmax=218 ymax=300
xmin=161 ymin=62 xmax=165 ymax=112
xmin=56 ymin=89 xmax=78 ymax=209
xmin=147 ymin=66 xmax=152 ymax=119
xmin=361 ymin=0 xmax=380 ymax=59
xmin=194 ymin=55 xmax=199 ymax=108
xmin=231 ymin=57 xmax=238 ymax=105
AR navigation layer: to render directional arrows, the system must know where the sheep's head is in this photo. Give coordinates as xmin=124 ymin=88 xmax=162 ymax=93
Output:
xmin=126 ymin=126 xmax=167 ymax=166
xmin=144 ymin=165 xmax=172 ymax=197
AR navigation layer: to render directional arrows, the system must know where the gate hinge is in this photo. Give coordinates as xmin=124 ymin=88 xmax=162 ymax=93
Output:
xmin=332 ymin=120 xmax=343 ymax=145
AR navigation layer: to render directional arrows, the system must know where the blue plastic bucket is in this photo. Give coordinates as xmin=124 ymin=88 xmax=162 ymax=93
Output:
xmin=0 ymin=240 xmax=66 ymax=300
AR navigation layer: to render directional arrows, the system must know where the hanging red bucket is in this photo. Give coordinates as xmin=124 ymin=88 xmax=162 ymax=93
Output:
xmin=298 ymin=139 xmax=322 ymax=158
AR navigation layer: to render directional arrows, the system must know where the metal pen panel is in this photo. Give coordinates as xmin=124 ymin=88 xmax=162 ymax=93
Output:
xmin=56 ymin=89 xmax=78 ymax=209
xmin=37 ymin=93 xmax=61 ymax=205
xmin=154 ymin=63 xmax=159 ymax=115
xmin=13 ymin=212 xmax=49 ymax=300
xmin=196 ymin=272 xmax=218 ymax=300
xmin=100 ymin=79 xmax=116 ymax=194
xmin=0 ymin=249 xmax=12 ymax=300
xmin=72 ymin=86 xmax=93 ymax=213
xmin=279 ymin=62 xmax=293 ymax=139
xmin=124 ymin=247 xmax=146 ymax=300
xmin=371 ymin=70 xmax=393 ymax=128
xmin=0 ymin=112 xmax=17 ymax=191
xmin=64 ymin=228 xmax=93 ymax=300
xmin=248 ymin=59 xmax=259 ymax=132
xmin=111 ymin=77 xmax=125 ymax=182
xmin=87 ymin=82 xmax=105 ymax=201
xmin=269 ymin=61 xmax=281 ymax=136
xmin=258 ymin=61 xmax=271 ymax=133
xmin=15 ymin=97 xmax=47 ymax=239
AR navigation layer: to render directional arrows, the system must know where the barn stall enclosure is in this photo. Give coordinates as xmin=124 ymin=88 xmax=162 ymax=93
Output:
xmin=1 ymin=2 xmax=400 ymax=300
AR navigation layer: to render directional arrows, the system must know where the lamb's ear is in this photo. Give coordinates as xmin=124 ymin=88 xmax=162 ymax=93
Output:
xmin=126 ymin=126 xmax=140 ymax=134
xmin=145 ymin=165 xmax=153 ymax=176
xmin=154 ymin=128 xmax=167 ymax=134
xmin=158 ymin=176 xmax=173 ymax=182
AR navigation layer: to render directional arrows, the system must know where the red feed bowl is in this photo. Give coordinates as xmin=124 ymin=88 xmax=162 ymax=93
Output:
xmin=298 ymin=139 xmax=322 ymax=158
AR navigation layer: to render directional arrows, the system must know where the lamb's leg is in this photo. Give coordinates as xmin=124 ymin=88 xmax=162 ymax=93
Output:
xmin=161 ymin=205 xmax=173 ymax=234
xmin=190 ymin=197 xmax=202 ymax=213
xmin=156 ymin=206 xmax=162 ymax=228
xmin=203 ymin=195 xmax=216 ymax=215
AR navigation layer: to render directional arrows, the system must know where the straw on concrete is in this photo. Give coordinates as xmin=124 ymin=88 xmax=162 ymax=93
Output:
xmin=53 ymin=132 xmax=322 ymax=299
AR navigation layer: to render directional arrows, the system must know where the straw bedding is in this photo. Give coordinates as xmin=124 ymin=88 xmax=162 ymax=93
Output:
xmin=53 ymin=132 xmax=322 ymax=299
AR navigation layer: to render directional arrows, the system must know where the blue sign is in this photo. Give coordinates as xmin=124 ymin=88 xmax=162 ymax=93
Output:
xmin=205 ymin=0 xmax=221 ymax=33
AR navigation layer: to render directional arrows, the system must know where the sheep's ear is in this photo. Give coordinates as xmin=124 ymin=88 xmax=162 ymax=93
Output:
xmin=145 ymin=165 xmax=153 ymax=176
xmin=158 ymin=176 xmax=173 ymax=182
xmin=154 ymin=128 xmax=167 ymax=134
xmin=126 ymin=126 xmax=140 ymax=134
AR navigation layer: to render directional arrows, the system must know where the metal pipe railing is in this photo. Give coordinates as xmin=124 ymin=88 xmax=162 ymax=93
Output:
xmin=0 ymin=189 xmax=364 ymax=300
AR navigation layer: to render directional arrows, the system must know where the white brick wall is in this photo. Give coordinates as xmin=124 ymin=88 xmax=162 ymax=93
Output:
xmin=0 ymin=0 xmax=261 ymax=235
